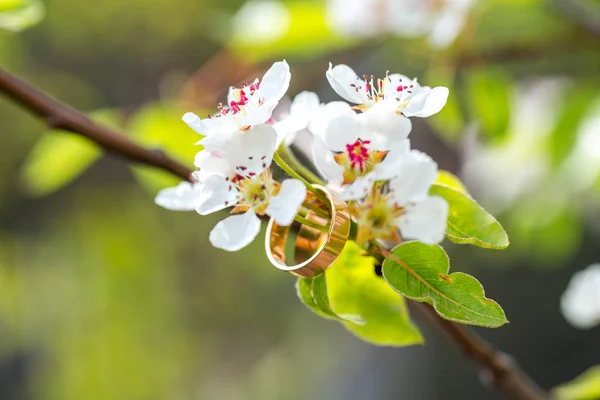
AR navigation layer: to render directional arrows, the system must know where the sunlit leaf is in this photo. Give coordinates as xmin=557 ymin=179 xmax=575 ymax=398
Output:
xmin=430 ymin=183 xmax=509 ymax=249
xmin=228 ymin=1 xmax=357 ymax=62
xmin=0 ymin=0 xmax=44 ymax=32
xmin=467 ymin=67 xmax=511 ymax=140
xmin=20 ymin=109 xmax=121 ymax=196
xmin=435 ymin=170 xmax=468 ymax=194
xmin=382 ymin=241 xmax=508 ymax=327
xmin=324 ymin=241 xmax=423 ymax=346
xmin=128 ymin=103 xmax=199 ymax=193
xmin=553 ymin=365 xmax=600 ymax=400
xmin=296 ymin=273 xmax=365 ymax=325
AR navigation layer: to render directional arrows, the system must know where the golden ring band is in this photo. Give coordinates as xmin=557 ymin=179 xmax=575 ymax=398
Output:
xmin=265 ymin=185 xmax=351 ymax=278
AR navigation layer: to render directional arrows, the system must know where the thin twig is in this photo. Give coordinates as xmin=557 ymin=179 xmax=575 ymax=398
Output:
xmin=0 ymin=67 xmax=193 ymax=182
xmin=0 ymin=66 xmax=547 ymax=400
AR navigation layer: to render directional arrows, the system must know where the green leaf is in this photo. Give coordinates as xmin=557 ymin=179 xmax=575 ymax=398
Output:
xmin=553 ymin=365 xmax=600 ymax=400
xmin=0 ymin=0 xmax=44 ymax=32
xmin=296 ymin=273 xmax=364 ymax=325
xmin=382 ymin=241 xmax=508 ymax=327
xmin=430 ymin=183 xmax=509 ymax=249
xmin=435 ymin=170 xmax=468 ymax=194
xmin=318 ymin=241 xmax=423 ymax=347
xmin=467 ymin=67 xmax=511 ymax=140
xmin=128 ymin=103 xmax=199 ymax=193
xmin=548 ymin=85 xmax=599 ymax=167
xmin=228 ymin=1 xmax=357 ymax=62
xmin=20 ymin=109 xmax=121 ymax=196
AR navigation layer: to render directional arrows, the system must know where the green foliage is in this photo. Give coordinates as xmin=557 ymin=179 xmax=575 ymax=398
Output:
xmin=553 ymin=365 xmax=600 ymax=400
xmin=128 ymin=103 xmax=199 ymax=192
xmin=467 ymin=67 xmax=511 ymax=140
xmin=0 ymin=0 xmax=44 ymax=32
xmin=228 ymin=1 xmax=356 ymax=62
xmin=430 ymin=183 xmax=510 ymax=249
xmin=382 ymin=241 xmax=508 ymax=327
xmin=426 ymin=64 xmax=465 ymax=142
xmin=19 ymin=109 xmax=121 ymax=196
xmin=298 ymin=241 xmax=423 ymax=347
xmin=435 ymin=170 xmax=468 ymax=194
xmin=549 ymin=84 xmax=599 ymax=167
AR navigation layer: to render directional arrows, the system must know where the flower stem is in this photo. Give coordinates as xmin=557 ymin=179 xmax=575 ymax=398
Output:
xmin=274 ymin=151 xmax=329 ymax=205
xmin=278 ymin=145 xmax=326 ymax=186
xmin=294 ymin=214 xmax=329 ymax=233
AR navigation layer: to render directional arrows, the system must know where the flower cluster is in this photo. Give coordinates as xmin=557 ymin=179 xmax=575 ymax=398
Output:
xmin=155 ymin=60 xmax=450 ymax=252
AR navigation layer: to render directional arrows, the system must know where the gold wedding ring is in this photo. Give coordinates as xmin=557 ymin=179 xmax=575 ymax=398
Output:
xmin=265 ymin=185 xmax=351 ymax=278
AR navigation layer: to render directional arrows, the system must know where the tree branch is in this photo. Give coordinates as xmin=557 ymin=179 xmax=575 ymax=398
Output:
xmin=0 ymin=66 xmax=547 ymax=400
xmin=0 ymin=67 xmax=193 ymax=182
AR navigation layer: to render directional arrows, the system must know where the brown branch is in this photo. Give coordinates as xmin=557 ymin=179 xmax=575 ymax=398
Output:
xmin=0 ymin=67 xmax=193 ymax=182
xmin=0 ymin=65 xmax=546 ymax=400
xmin=411 ymin=302 xmax=547 ymax=400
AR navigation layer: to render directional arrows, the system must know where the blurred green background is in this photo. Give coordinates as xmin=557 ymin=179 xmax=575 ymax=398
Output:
xmin=1 ymin=0 xmax=600 ymax=398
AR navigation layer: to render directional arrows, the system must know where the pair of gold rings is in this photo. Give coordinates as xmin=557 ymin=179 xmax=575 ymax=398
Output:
xmin=265 ymin=185 xmax=351 ymax=278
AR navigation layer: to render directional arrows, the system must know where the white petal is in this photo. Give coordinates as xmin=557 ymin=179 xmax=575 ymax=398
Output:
xmin=402 ymin=86 xmax=449 ymax=118
xmin=312 ymin=138 xmax=344 ymax=183
xmin=196 ymin=175 xmax=239 ymax=215
xmin=360 ymin=100 xmax=413 ymax=143
xmin=155 ymin=182 xmax=203 ymax=211
xmin=374 ymin=139 xmax=411 ymax=181
xmin=259 ymin=60 xmax=291 ymax=105
xmin=209 ymin=210 xmax=262 ymax=252
xmin=324 ymin=114 xmax=364 ymax=152
xmin=239 ymin=102 xmax=277 ymax=126
xmin=226 ymin=124 xmax=278 ymax=175
xmin=183 ymin=112 xmax=236 ymax=138
xmin=561 ymin=264 xmax=600 ymax=329
xmin=290 ymin=91 xmax=321 ymax=125
xmin=388 ymin=150 xmax=438 ymax=205
xmin=307 ymin=101 xmax=356 ymax=141
xmin=398 ymin=196 xmax=448 ymax=244
xmin=339 ymin=172 xmax=376 ymax=201
xmin=266 ymin=179 xmax=306 ymax=226
xmin=194 ymin=150 xmax=233 ymax=180
xmin=383 ymin=73 xmax=414 ymax=99
xmin=326 ymin=63 xmax=368 ymax=104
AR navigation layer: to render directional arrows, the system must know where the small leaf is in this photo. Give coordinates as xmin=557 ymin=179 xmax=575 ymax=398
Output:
xmin=382 ymin=241 xmax=508 ymax=327
xmin=326 ymin=242 xmax=423 ymax=346
xmin=553 ymin=365 xmax=600 ymax=400
xmin=467 ymin=67 xmax=511 ymax=140
xmin=0 ymin=0 xmax=44 ymax=32
xmin=296 ymin=274 xmax=364 ymax=325
xmin=430 ymin=183 xmax=509 ymax=249
xmin=435 ymin=170 xmax=468 ymax=194
xmin=20 ymin=109 xmax=121 ymax=196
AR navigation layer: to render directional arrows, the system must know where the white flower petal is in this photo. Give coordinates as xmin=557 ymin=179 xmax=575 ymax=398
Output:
xmin=308 ymin=101 xmax=356 ymax=140
xmin=312 ymin=138 xmax=344 ymax=183
xmin=239 ymin=102 xmax=277 ymax=126
xmin=196 ymin=175 xmax=239 ymax=215
xmin=226 ymin=124 xmax=278 ymax=175
xmin=266 ymin=179 xmax=306 ymax=226
xmin=194 ymin=150 xmax=232 ymax=180
xmin=326 ymin=63 xmax=368 ymax=104
xmin=360 ymin=100 xmax=413 ymax=142
xmin=388 ymin=150 xmax=438 ymax=205
xmin=339 ymin=172 xmax=376 ymax=201
xmin=561 ymin=264 xmax=600 ymax=329
xmin=209 ymin=210 xmax=262 ymax=252
xmin=259 ymin=60 xmax=291 ymax=105
xmin=290 ymin=91 xmax=321 ymax=125
xmin=402 ymin=86 xmax=449 ymax=118
xmin=383 ymin=73 xmax=414 ymax=99
xmin=323 ymin=114 xmax=364 ymax=152
xmin=373 ymin=139 xmax=411 ymax=181
xmin=155 ymin=181 xmax=203 ymax=211
xmin=398 ymin=196 xmax=448 ymax=244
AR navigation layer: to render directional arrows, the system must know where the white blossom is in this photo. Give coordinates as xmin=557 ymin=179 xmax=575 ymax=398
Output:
xmin=326 ymin=0 xmax=476 ymax=48
xmin=308 ymin=101 xmax=411 ymax=200
xmin=273 ymin=91 xmax=321 ymax=146
xmin=326 ymin=63 xmax=448 ymax=117
xmin=195 ymin=124 xmax=306 ymax=251
xmin=353 ymin=150 xmax=448 ymax=245
xmin=154 ymin=181 xmax=205 ymax=211
xmin=561 ymin=264 xmax=600 ymax=329
xmin=182 ymin=60 xmax=291 ymax=151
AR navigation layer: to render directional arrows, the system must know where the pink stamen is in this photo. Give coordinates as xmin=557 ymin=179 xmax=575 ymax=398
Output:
xmin=346 ymin=139 xmax=371 ymax=172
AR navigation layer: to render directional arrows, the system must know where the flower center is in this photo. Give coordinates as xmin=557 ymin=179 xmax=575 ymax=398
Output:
xmin=351 ymin=72 xmax=390 ymax=107
xmin=352 ymin=190 xmax=404 ymax=245
xmin=235 ymin=169 xmax=277 ymax=214
xmin=333 ymin=139 xmax=388 ymax=185
xmin=215 ymin=80 xmax=261 ymax=117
